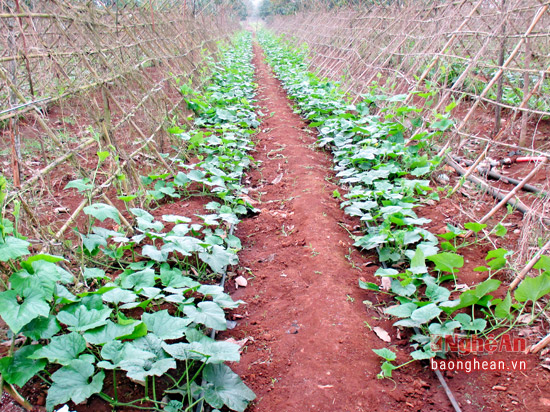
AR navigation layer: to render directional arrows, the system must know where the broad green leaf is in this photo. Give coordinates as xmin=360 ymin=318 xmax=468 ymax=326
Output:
xmin=21 ymin=254 xmax=65 ymax=266
xmin=385 ymin=302 xmax=417 ymax=318
xmin=142 ymin=244 xmax=169 ymax=262
xmin=380 ymin=361 xmax=397 ymax=378
xmin=118 ymin=195 xmax=137 ymax=202
xmin=97 ymin=340 xmax=126 ymax=369
xmin=120 ymin=268 xmax=155 ymax=290
xmin=411 ymin=349 xmax=433 ymax=360
xmin=390 ymin=279 xmax=416 ymax=297
xmin=427 ymin=252 xmax=464 ymax=273
xmin=428 ymin=320 xmax=461 ymax=335
xmin=199 ymin=245 xmax=238 ymax=274
xmin=81 ymin=233 xmax=107 ymax=253
xmin=358 ymin=280 xmax=379 ymax=291
xmin=142 ymin=310 xmax=191 ymax=340
xmin=83 ymin=267 xmax=107 ymax=280
xmin=0 ymin=345 xmax=46 ymax=387
xmin=494 ymin=223 xmax=507 ymax=237
xmin=57 ymin=305 xmax=112 ymax=333
xmin=494 ymin=291 xmax=512 ymax=319
xmin=160 ymin=265 xmax=199 ymax=288
xmin=184 ymin=301 xmax=227 ymax=330
xmin=162 ymin=339 xmax=240 ymax=364
xmin=0 ymin=289 xmax=50 ymax=333
xmin=162 ymin=215 xmax=192 ymax=223
xmin=464 ymin=222 xmax=487 ymax=233
xmin=372 ymin=347 xmax=396 ymax=361
xmin=0 ymin=236 xmax=30 ymax=262
xmin=515 ymin=273 xmax=550 ymax=303
xmin=119 ymin=335 xmax=176 ymax=381
xmin=83 ymin=203 xmax=121 ymax=223
xmin=21 ymin=315 xmax=60 ymax=341
xmin=30 ymin=332 xmax=86 ymax=365
xmin=53 ymin=285 xmax=77 ymax=305
xmin=174 ymin=172 xmax=190 ymax=187
xmin=83 ymin=320 xmax=137 ymax=345
xmin=202 ymin=364 xmax=256 ymax=412
xmin=197 ymin=284 xmax=224 ymax=297
xmin=409 ymin=248 xmax=427 ymax=274
xmin=354 ymin=233 xmax=387 ymax=250
xmin=410 ymin=303 xmax=441 ymax=324
xmin=534 ymin=255 xmax=550 ymax=272
xmin=64 ymin=178 xmax=93 ymax=193
xmin=102 ymin=288 xmax=137 ymax=305
xmin=130 ymin=208 xmax=154 ymax=221
xmin=393 ymin=318 xmax=422 ymax=328
xmin=425 ymin=283 xmax=451 ymax=303
xmin=97 ymin=151 xmax=110 ymax=162
xmin=118 ymin=321 xmax=148 ymax=341
xmin=46 ymin=358 xmax=105 ymax=412
xmin=11 ymin=261 xmax=72 ymax=300
xmin=374 ymin=267 xmax=399 ymax=277
xmin=213 ymin=293 xmax=244 ymax=309
xmin=445 ymin=278 xmax=501 ymax=312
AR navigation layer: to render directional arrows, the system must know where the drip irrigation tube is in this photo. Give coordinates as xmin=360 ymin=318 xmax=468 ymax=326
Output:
xmin=445 ymin=156 xmax=550 ymax=225
xmin=451 ymin=154 xmax=548 ymax=197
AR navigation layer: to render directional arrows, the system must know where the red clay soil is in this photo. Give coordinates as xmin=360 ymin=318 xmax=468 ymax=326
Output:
xmin=220 ymin=44 xmax=450 ymax=412
xmin=222 ymin=44 xmax=550 ymax=412
xmin=3 ymin=42 xmax=550 ymax=412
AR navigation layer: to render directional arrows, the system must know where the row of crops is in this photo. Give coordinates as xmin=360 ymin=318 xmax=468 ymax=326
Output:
xmin=258 ymin=30 xmax=550 ymax=376
xmin=0 ymin=32 xmax=257 ymax=412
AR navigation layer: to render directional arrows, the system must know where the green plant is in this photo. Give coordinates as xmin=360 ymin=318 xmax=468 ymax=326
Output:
xmin=257 ymin=29 xmax=550 ymax=380
xmin=0 ymin=31 xmax=258 ymax=412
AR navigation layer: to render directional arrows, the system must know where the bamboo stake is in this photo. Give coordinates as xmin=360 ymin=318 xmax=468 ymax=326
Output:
xmin=453 ymin=3 xmax=549 ymax=147
xmin=519 ymin=38 xmax=532 ymax=147
xmin=530 ymin=333 xmax=550 ymax=354
xmin=510 ymin=238 xmax=550 ymax=290
xmin=462 ymin=158 xmax=546 ymax=238
xmin=493 ymin=0 xmax=507 ymax=135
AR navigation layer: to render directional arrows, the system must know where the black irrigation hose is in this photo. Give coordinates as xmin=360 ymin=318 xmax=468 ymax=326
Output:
xmin=365 ymin=221 xmax=462 ymax=412
xmin=451 ymin=154 xmax=548 ymax=197
xmin=445 ymin=156 xmax=550 ymax=226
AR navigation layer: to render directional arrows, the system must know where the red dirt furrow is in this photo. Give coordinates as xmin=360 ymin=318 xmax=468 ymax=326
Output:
xmin=222 ymin=43 xmax=417 ymax=412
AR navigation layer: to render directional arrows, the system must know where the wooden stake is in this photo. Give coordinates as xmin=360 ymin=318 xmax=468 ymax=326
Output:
xmin=530 ymin=333 xmax=550 ymax=354
xmin=510 ymin=238 xmax=550 ymax=290
xmin=462 ymin=158 xmax=547 ymax=238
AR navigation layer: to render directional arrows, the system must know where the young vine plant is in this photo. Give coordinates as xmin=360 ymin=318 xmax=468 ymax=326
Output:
xmin=257 ymin=29 xmax=550 ymax=378
xmin=0 ymin=31 xmax=257 ymax=412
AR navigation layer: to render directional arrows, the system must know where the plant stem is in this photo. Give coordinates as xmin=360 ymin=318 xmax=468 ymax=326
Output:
xmin=144 ymin=376 xmax=149 ymax=400
xmin=185 ymin=396 xmax=205 ymax=412
xmin=113 ymin=368 xmax=118 ymax=403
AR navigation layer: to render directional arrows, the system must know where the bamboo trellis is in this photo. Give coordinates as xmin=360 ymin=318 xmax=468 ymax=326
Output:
xmin=266 ymin=0 xmax=550 ymax=276
xmin=0 ymin=0 xmax=239 ymax=253
xmin=268 ymin=0 xmax=550 ymax=155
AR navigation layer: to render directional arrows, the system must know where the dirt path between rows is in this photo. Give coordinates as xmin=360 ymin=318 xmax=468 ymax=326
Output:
xmin=223 ymin=43 xmax=430 ymax=412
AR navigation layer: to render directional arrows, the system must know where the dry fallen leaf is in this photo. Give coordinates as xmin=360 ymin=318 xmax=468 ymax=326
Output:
xmin=517 ymin=313 xmax=533 ymax=324
xmin=235 ymin=275 xmax=248 ymax=288
xmin=271 ymin=173 xmax=283 ymax=185
xmin=381 ymin=276 xmax=391 ymax=291
xmin=224 ymin=337 xmax=253 ymax=350
xmin=373 ymin=326 xmax=391 ymax=343
xmin=239 ymin=194 xmax=258 ymax=205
